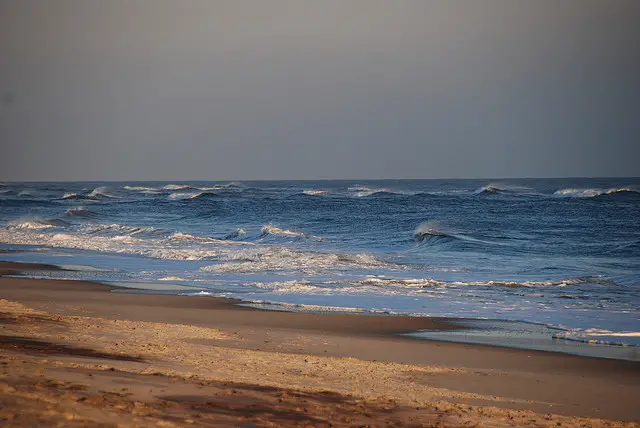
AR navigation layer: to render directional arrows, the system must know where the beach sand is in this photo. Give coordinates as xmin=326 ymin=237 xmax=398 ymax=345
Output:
xmin=1 ymin=262 xmax=638 ymax=427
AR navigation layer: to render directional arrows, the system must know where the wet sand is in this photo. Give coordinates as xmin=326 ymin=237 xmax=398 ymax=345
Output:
xmin=1 ymin=262 xmax=639 ymax=426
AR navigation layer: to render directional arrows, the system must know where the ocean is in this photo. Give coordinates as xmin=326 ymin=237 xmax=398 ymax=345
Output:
xmin=1 ymin=178 xmax=639 ymax=354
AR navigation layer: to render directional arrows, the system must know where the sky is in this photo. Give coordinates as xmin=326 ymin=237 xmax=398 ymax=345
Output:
xmin=1 ymin=0 xmax=639 ymax=181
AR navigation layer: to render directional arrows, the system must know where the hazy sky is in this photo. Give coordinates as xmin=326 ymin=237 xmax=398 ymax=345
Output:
xmin=1 ymin=0 xmax=639 ymax=180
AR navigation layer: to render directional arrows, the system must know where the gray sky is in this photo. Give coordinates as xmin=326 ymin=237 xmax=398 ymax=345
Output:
xmin=1 ymin=0 xmax=639 ymax=181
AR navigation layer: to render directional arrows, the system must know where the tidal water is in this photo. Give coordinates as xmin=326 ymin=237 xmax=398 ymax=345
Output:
xmin=1 ymin=178 xmax=638 ymax=351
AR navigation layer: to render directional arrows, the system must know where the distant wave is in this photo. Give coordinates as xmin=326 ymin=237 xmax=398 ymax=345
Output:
xmin=554 ymin=187 xmax=640 ymax=198
xmin=347 ymin=185 xmax=391 ymax=197
xmin=162 ymin=184 xmax=194 ymax=191
xmin=474 ymin=185 xmax=504 ymax=195
xmin=123 ymin=185 xmax=162 ymax=194
xmin=168 ymin=191 xmax=218 ymax=200
xmin=302 ymin=189 xmax=329 ymax=196
xmin=346 ymin=185 xmax=428 ymax=198
xmin=88 ymin=186 xmax=116 ymax=198
xmin=62 ymin=192 xmax=85 ymax=200
xmin=199 ymin=182 xmax=244 ymax=191
xmin=474 ymin=183 xmax=536 ymax=196
xmin=0 ymin=189 xmax=18 ymax=196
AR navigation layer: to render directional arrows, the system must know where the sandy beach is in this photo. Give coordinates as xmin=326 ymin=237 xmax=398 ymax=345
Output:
xmin=1 ymin=262 xmax=638 ymax=427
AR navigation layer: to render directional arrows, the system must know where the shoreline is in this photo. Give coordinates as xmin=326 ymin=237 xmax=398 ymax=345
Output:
xmin=2 ymin=261 xmax=639 ymax=362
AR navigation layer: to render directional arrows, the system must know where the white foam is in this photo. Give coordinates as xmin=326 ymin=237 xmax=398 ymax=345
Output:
xmin=167 ymin=191 xmax=217 ymax=200
xmin=88 ymin=186 xmax=115 ymax=198
xmin=163 ymin=184 xmax=192 ymax=191
xmin=0 ymin=225 xmax=244 ymax=261
xmin=243 ymin=300 xmax=366 ymax=313
xmin=201 ymin=247 xmax=397 ymax=274
xmin=302 ymin=189 xmax=329 ymax=196
xmin=554 ymin=328 xmax=640 ymax=347
xmin=259 ymin=224 xmax=325 ymax=241
xmin=357 ymin=277 xmax=445 ymax=288
xmin=347 ymin=185 xmax=390 ymax=197
xmin=123 ymin=186 xmax=158 ymax=192
xmin=9 ymin=220 xmax=57 ymax=230
xmin=554 ymin=187 xmax=638 ymax=198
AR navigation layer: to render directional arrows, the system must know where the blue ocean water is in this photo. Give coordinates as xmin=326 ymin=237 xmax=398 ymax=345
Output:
xmin=1 ymin=178 xmax=639 ymax=348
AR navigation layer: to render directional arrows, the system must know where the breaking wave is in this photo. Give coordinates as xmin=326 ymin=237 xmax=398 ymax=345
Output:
xmin=224 ymin=228 xmax=247 ymax=240
xmin=413 ymin=221 xmax=504 ymax=247
xmin=302 ymin=189 xmax=329 ymax=196
xmin=201 ymin=248 xmax=398 ymax=274
xmin=474 ymin=183 xmax=537 ymax=196
xmin=554 ymin=187 xmax=640 ymax=198
xmin=347 ymin=185 xmax=391 ymax=197
xmin=259 ymin=224 xmax=325 ymax=242
xmin=123 ymin=185 xmax=162 ymax=194
xmin=163 ymin=184 xmax=194 ymax=191
xmin=168 ymin=191 xmax=218 ymax=200
xmin=8 ymin=218 xmax=71 ymax=230
xmin=413 ymin=221 xmax=461 ymax=245
xmin=61 ymin=193 xmax=85 ymax=200
xmin=64 ymin=207 xmax=99 ymax=219
xmin=0 ymin=223 xmax=247 ymax=261
xmin=88 ymin=186 xmax=116 ymax=198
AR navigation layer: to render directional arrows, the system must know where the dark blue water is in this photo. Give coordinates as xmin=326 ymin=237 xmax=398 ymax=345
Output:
xmin=1 ymin=178 xmax=639 ymax=347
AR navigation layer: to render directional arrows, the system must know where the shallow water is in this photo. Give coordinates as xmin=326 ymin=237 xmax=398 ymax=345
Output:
xmin=1 ymin=178 xmax=638 ymax=349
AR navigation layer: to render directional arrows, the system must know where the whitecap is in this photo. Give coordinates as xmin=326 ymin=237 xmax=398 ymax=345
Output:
xmin=302 ymin=189 xmax=329 ymax=196
xmin=554 ymin=187 xmax=639 ymax=198
xmin=259 ymin=224 xmax=325 ymax=241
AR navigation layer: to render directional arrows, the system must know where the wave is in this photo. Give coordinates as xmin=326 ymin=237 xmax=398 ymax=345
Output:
xmin=61 ymin=192 xmax=85 ymax=200
xmin=168 ymin=232 xmax=242 ymax=245
xmin=62 ymin=191 xmax=107 ymax=201
xmin=413 ymin=221 xmax=459 ymax=245
xmin=123 ymin=185 xmax=162 ymax=194
xmin=0 ymin=224 xmax=248 ymax=261
xmin=413 ymin=221 xmax=505 ymax=247
xmin=64 ymin=207 xmax=99 ymax=219
xmin=168 ymin=191 xmax=218 ymax=200
xmin=554 ymin=187 xmax=640 ymax=198
xmin=347 ymin=185 xmax=391 ymax=198
xmin=162 ymin=184 xmax=194 ymax=191
xmin=201 ymin=247 xmax=397 ymax=274
xmin=474 ymin=183 xmax=536 ymax=196
xmin=224 ymin=228 xmax=247 ymax=240
xmin=302 ymin=189 xmax=329 ymax=196
xmin=84 ymin=223 xmax=171 ymax=238
xmin=199 ymin=182 xmax=244 ymax=191
xmin=88 ymin=186 xmax=116 ymax=198
xmin=9 ymin=218 xmax=70 ymax=230
xmin=259 ymin=224 xmax=326 ymax=242
xmin=356 ymin=277 xmax=445 ymax=288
